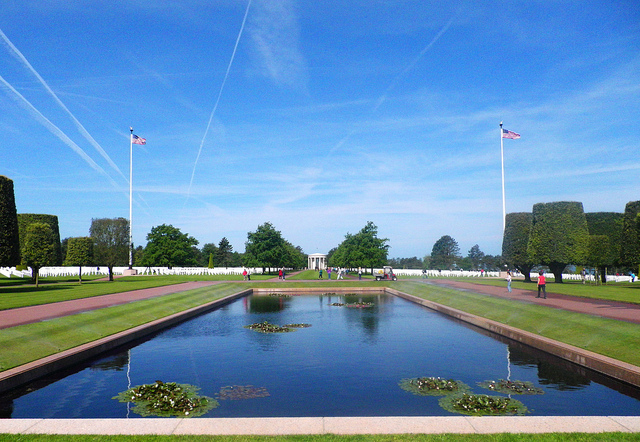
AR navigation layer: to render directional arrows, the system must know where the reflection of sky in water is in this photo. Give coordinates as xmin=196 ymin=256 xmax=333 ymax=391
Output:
xmin=2 ymin=293 xmax=640 ymax=418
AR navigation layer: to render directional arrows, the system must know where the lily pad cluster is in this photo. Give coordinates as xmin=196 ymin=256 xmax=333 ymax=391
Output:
xmin=478 ymin=379 xmax=544 ymax=395
xmin=217 ymin=385 xmax=270 ymax=400
xmin=400 ymin=377 xmax=544 ymax=416
xmin=331 ymin=302 xmax=374 ymax=308
xmin=399 ymin=377 xmax=469 ymax=396
xmin=439 ymin=393 xmax=528 ymax=416
xmin=113 ymin=380 xmax=217 ymax=417
xmin=244 ymin=321 xmax=295 ymax=333
xmin=244 ymin=321 xmax=312 ymax=333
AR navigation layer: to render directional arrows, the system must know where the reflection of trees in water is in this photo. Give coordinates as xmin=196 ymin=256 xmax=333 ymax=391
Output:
xmin=340 ymin=294 xmax=390 ymax=339
xmin=91 ymin=353 xmax=129 ymax=371
xmin=0 ymin=399 xmax=13 ymax=418
xmin=508 ymin=346 xmax=590 ymax=391
xmin=247 ymin=295 xmax=290 ymax=313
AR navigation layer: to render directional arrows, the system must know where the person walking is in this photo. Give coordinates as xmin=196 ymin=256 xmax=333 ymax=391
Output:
xmin=358 ymin=267 xmax=362 ymax=280
xmin=318 ymin=269 xmax=323 ymax=279
xmin=327 ymin=267 xmax=332 ymax=280
xmin=536 ymin=270 xmax=547 ymax=299
xmin=506 ymin=270 xmax=512 ymax=293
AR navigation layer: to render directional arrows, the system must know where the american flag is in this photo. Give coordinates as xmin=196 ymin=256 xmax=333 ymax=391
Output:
xmin=132 ymin=134 xmax=146 ymax=145
xmin=501 ymin=128 xmax=520 ymax=139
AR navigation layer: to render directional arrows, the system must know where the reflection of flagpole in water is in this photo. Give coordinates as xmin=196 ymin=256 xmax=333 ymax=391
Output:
xmin=127 ymin=349 xmax=131 ymax=418
xmin=507 ymin=346 xmax=512 ymax=399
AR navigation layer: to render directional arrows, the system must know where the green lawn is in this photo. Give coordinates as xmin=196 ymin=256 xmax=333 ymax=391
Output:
xmin=1 ymin=278 xmax=640 ymax=371
xmin=454 ymin=277 xmax=640 ymax=305
xmin=0 ymin=283 xmax=244 ymax=371
xmin=394 ymin=281 xmax=640 ymax=366
xmin=0 ymin=274 xmax=277 ymax=311
xmin=0 ymin=278 xmax=639 ymax=438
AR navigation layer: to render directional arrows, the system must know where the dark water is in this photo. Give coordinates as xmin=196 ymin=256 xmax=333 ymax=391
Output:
xmin=2 ymin=292 xmax=640 ymax=418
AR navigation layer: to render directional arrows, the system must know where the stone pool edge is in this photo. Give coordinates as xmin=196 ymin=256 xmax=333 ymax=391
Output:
xmin=0 ymin=288 xmax=252 ymax=395
xmin=1 ymin=286 xmax=639 ymax=435
xmin=387 ymin=287 xmax=640 ymax=388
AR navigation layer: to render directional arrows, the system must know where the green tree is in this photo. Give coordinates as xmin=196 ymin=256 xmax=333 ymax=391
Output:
xmin=620 ymin=201 xmax=640 ymax=271
xmin=586 ymin=235 xmax=610 ymax=283
xmin=133 ymin=245 xmax=144 ymax=265
xmin=330 ymin=221 xmax=389 ymax=274
xmin=502 ymin=212 xmax=534 ymax=282
xmin=467 ymin=244 xmax=485 ymax=270
xmin=90 ymin=217 xmax=130 ymax=281
xmin=228 ymin=251 xmax=244 ymax=267
xmin=141 ymin=224 xmax=199 ymax=267
xmin=527 ymin=202 xmax=589 ymax=283
xmin=430 ymin=235 xmax=460 ymax=270
xmin=216 ymin=237 xmax=233 ymax=267
xmin=585 ymin=212 xmax=623 ymax=283
xmin=243 ymin=222 xmax=302 ymax=271
xmin=0 ymin=176 xmax=20 ymax=267
xmin=200 ymin=243 xmax=219 ymax=267
xmin=387 ymin=256 xmax=423 ymax=269
xmin=18 ymin=213 xmax=62 ymax=266
xmin=22 ymin=222 xmax=56 ymax=287
xmin=64 ymin=237 xmax=94 ymax=283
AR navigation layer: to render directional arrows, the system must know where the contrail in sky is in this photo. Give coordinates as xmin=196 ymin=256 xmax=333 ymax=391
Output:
xmin=373 ymin=16 xmax=455 ymax=112
xmin=185 ymin=0 xmax=253 ymax=205
xmin=0 ymin=27 xmax=126 ymax=181
xmin=0 ymin=74 xmax=121 ymax=190
xmin=329 ymin=15 xmax=456 ymax=155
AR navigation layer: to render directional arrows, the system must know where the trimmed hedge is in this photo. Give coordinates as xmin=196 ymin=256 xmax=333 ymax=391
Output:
xmin=0 ymin=176 xmax=20 ymax=266
xmin=18 ymin=213 xmax=62 ymax=266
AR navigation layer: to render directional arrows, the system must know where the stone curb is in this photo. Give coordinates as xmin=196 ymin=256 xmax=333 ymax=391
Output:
xmin=1 ymin=286 xmax=639 ymax=434
xmin=386 ymin=287 xmax=640 ymax=388
xmin=0 ymin=289 xmax=251 ymax=394
xmin=0 ymin=416 xmax=639 ymax=435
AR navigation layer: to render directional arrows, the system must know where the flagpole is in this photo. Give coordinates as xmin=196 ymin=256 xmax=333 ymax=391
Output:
xmin=129 ymin=127 xmax=133 ymax=269
xmin=500 ymin=121 xmax=506 ymax=232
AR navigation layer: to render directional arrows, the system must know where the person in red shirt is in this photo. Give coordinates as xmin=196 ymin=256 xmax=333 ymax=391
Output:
xmin=537 ymin=270 xmax=547 ymax=299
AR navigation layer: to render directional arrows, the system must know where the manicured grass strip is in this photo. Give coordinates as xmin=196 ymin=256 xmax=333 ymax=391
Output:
xmin=0 ymin=275 xmax=274 ymax=311
xmin=395 ymin=281 xmax=640 ymax=367
xmin=0 ymin=283 xmax=244 ymax=372
xmin=457 ymin=278 xmax=640 ymax=305
xmin=0 ymin=432 xmax=639 ymax=441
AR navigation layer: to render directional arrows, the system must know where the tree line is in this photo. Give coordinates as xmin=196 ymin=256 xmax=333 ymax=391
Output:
xmin=5 ymin=175 xmax=638 ymax=285
xmin=502 ymin=201 xmax=639 ymax=283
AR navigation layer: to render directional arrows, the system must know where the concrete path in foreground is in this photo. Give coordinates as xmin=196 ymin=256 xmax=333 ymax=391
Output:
xmin=0 ymin=416 xmax=639 ymax=435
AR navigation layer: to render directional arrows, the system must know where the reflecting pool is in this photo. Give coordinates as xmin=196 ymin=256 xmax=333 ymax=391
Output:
xmin=2 ymin=292 xmax=640 ymax=418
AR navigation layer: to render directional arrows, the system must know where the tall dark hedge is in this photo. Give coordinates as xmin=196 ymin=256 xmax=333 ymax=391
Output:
xmin=527 ymin=201 xmax=589 ymax=283
xmin=620 ymin=201 xmax=640 ymax=269
xmin=585 ymin=212 xmax=623 ymax=282
xmin=502 ymin=212 xmax=534 ymax=282
xmin=0 ymin=176 xmax=21 ymax=266
xmin=18 ymin=213 xmax=62 ymax=266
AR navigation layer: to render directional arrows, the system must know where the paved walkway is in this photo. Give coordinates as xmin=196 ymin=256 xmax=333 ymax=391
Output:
xmin=426 ymin=279 xmax=640 ymax=324
xmin=2 ymin=278 xmax=640 ymax=329
xmin=1 ymin=278 xmax=640 ymax=434
xmin=0 ymin=281 xmax=220 ymax=329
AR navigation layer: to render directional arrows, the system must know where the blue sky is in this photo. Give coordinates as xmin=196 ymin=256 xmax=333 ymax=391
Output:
xmin=1 ymin=1 xmax=639 ymax=260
